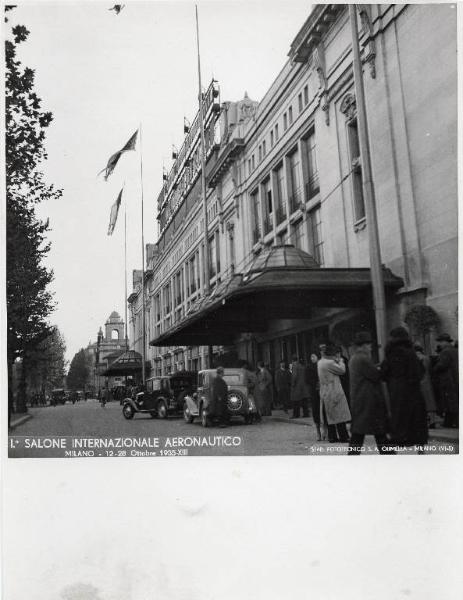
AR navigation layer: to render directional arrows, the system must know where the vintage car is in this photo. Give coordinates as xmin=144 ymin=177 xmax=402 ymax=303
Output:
xmin=183 ymin=368 xmax=257 ymax=427
xmin=122 ymin=371 xmax=198 ymax=420
xmin=51 ymin=389 xmax=67 ymax=405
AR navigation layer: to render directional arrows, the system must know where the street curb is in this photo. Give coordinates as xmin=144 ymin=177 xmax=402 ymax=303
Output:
xmin=8 ymin=414 xmax=32 ymax=431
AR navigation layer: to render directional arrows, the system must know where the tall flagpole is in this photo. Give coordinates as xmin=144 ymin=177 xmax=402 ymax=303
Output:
xmin=139 ymin=124 xmax=147 ymax=384
xmin=124 ymin=190 xmax=128 ymax=353
xmin=195 ymin=5 xmax=210 ymax=297
xmin=195 ymin=4 xmax=213 ymax=368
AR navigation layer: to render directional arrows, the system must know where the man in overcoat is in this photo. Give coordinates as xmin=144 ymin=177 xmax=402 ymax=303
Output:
xmin=275 ymin=360 xmax=292 ymax=413
xmin=255 ymin=361 xmax=273 ymax=417
xmin=432 ymin=333 xmax=459 ymax=428
xmin=211 ymin=367 xmax=229 ymax=427
xmin=290 ymin=354 xmax=309 ymax=418
xmin=348 ymin=332 xmax=394 ymax=455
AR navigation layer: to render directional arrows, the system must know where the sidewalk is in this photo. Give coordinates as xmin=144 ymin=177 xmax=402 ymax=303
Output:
xmin=268 ymin=409 xmax=459 ymax=443
xmin=8 ymin=413 xmax=32 ymax=431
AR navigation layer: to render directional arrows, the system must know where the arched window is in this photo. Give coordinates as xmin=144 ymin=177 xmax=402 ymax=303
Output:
xmin=111 ymin=329 xmax=119 ymax=340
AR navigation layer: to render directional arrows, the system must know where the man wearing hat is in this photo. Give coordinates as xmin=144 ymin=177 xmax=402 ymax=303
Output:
xmin=348 ymin=332 xmax=393 ymax=454
xmin=211 ymin=367 xmax=230 ymax=427
xmin=317 ymin=343 xmax=351 ymax=443
xmin=433 ymin=333 xmax=459 ymax=428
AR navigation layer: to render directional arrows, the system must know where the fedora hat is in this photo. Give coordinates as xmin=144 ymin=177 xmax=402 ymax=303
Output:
xmin=352 ymin=331 xmax=373 ymax=346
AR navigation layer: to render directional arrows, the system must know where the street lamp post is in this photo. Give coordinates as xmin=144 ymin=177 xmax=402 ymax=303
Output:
xmin=349 ymin=5 xmax=387 ymax=360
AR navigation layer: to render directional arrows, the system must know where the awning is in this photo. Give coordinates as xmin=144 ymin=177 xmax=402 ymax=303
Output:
xmin=150 ymin=245 xmax=404 ymax=347
xmin=102 ymin=350 xmax=143 ymax=376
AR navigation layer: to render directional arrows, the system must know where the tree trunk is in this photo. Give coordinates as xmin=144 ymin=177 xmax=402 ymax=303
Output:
xmin=7 ymin=359 xmax=14 ymax=426
xmin=16 ymin=357 xmax=28 ymax=414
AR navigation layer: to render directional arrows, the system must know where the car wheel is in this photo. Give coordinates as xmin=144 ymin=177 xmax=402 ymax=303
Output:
xmin=183 ymin=403 xmax=194 ymax=424
xmin=157 ymin=400 xmax=168 ymax=419
xmin=122 ymin=404 xmax=135 ymax=420
xmin=201 ymin=406 xmax=209 ymax=428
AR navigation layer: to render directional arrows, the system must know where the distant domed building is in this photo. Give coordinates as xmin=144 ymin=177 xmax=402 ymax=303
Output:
xmin=85 ymin=311 xmax=128 ymax=395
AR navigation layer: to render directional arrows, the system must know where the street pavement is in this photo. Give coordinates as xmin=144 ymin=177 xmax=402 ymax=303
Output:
xmin=8 ymin=399 xmax=458 ymax=457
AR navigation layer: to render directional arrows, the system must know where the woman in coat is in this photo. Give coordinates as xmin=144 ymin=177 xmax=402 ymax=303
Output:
xmin=380 ymin=327 xmax=428 ymax=447
xmin=317 ymin=344 xmax=351 ymax=443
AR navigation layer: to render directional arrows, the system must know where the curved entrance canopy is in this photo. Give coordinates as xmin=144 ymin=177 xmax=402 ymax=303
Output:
xmin=150 ymin=245 xmax=403 ymax=347
xmin=102 ymin=350 xmax=143 ymax=376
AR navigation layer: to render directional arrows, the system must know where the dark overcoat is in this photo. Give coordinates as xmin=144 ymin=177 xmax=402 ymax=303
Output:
xmin=210 ymin=376 xmax=229 ymax=418
xmin=380 ymin=338 xmax=428 ymax=445
xmin=255 ymin=368 xmax=273 ymax=416
xmin=432 ymin=345 xmax=459 ymax=414
xmin=349 ymin=348 xmax=389 ymax=435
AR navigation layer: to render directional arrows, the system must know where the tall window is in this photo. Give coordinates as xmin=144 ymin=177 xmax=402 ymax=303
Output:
xmin=174 ymin=271 xmax=183 ymax=306
xmin=288 ymin=149 xmax=302 ymax=212
xmin=250 ymin=189 xmax=261 ymax=244
xmin=283 ymin=113 xmax=288 ymax=131
xmin=275 ymin=164 xmax=287 ymax=225
xmin=298 ymin=93 xmax=303 ymax=113
xmin=275 ymin=123 xmax=279 ymax=141
xmin=288 ymin=106 xmax=293 ymax=125
xmin=262 ymin=179 xmax=273 ymax=235
xmin=163 ymin=283 xmax=171 ymax=315
xmin=292 ymin=219 xmax=304 ymax=249
xmin=303 ymin=130 xmax=319 ymax=199
xmin=262 ymin=140 xmax=266 ymax=157
xmin=189 ymin=254 xmax=197 ymax=294
xmin=309 ymin=206 xmax=324 ymax=265
xmin=209 ymin=234 xmax=217 ymax=278
xmin=270 ymin=130 xmax=274 ymax=147
xmin=347 ymin=118 xmax=366 ymax=223
xmin=303 ymin=85 xmax=309 ymax=105
xmin=208 ymin=231 xmax=220 ymax=280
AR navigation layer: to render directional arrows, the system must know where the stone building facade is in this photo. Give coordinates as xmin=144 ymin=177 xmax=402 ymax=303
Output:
xmin=85 ymin=311 xmax=128 ymax=392
xmin=128 ymin=3 xmax=457 ymax=374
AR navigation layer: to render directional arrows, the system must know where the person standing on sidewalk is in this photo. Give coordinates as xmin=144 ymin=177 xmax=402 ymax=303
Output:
xmin=380 ymin=327 xmax=428 ymax=448
xmin=348 ymin=332 xmax=394 ymax=455
xmin=275 ymin=361 xmax=292 ymax=413
xmin=211 ymin=367 xmax=229 ymax=427
xmin=290 ymin=355 xmax=309 ymax=419
xmin=414 ymin=343 xmax=438 ymax=429
xmin=318 ymin=344 xmax=351 ymax=443
xmin=306 ymin=353 xmax=322 ymax=440
xmin=255 ymin=361 xmax=273 ymax=417
xmin=432 ymin=333 xmax=459 ymax=428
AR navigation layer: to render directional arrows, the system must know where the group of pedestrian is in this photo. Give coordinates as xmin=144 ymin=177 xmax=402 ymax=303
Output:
xmin=348 ymin=327 xmax=458 ymax=454
xmin=207 ymin=327 xmax=458 ymax=445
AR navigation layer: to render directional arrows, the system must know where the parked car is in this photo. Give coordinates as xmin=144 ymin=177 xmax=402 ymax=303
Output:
xmin=183 ymin=368 xmax=257 ymax=427
xmin=51 ymin=389 xmax=66 ymax=405
xmin=122 ymin=371 xmax=198 ymax=420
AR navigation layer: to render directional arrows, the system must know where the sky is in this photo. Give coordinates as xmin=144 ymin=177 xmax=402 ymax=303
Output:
xmin=5 ymin=0 xmax=312 ymax=361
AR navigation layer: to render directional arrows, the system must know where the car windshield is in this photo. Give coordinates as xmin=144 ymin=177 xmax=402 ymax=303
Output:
xmin=171 ymin=378 xmax=194 ymax=389
xmin=223 ymin=374 xmax=242 ymax=386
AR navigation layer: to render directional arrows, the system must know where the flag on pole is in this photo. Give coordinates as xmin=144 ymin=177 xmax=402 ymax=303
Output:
xmin=99 ymin=130 xmax=138 ymax=181
xmin=107 ymin=188 xmax=123 ymax=235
